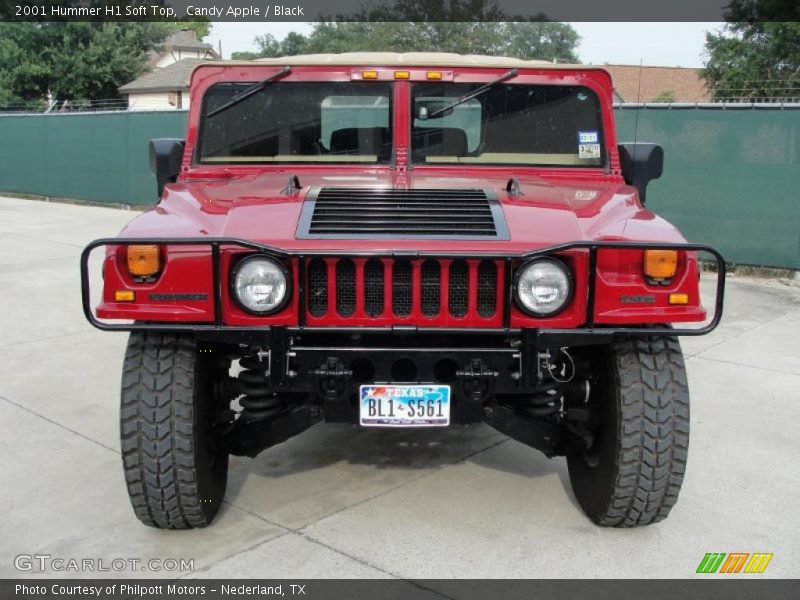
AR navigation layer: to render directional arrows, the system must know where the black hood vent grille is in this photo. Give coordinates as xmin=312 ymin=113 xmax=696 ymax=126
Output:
xmin=296 ymin=187 xmax=509 ymax=239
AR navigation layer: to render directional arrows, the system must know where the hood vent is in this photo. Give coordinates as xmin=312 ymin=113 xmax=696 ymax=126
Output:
xmin=296 ymin=187 xmax=509 ymax=239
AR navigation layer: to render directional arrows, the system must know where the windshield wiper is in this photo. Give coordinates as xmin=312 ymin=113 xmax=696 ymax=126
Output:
xmin=206 ymin=66 xmax=292 ymax=118
xmin=428 ymin=68 xmax=519 ymax=118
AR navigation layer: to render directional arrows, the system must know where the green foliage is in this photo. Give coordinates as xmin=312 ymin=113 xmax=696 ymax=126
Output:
xmin=175 ymin=21 xmax=211 ymax=40
xmin=230 ymin=51 xmax=262 ymax=61
xmin=240 ymin=21 xmax=579 ymax=63
xmin=251 ymin=33 xmax=286 ymax=57
xmin=703 ymin=1 xmax=800 ymax=101
xmin=0 ymin=21 xmax=212 ymax=106
xmin=721 ymin=0 xmax=800 ymax=21
xmin=650 ymin=90 xmax=676 ymax=103
xmin=351 ymin=0 xmax=512 ymax=21
xmin=230 ymin=1 xmax=578 ymax=64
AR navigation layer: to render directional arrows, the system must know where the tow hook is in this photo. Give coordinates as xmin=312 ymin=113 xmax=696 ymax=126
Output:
xmin=312 ymin=357 xmax=353 ymax=401
xmin=456 ymin=359 xmax=498 ymax=402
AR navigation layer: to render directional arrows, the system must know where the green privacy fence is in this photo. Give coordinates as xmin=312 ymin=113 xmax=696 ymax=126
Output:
xmin=0 ymin=107 xmax=798 ymax=268
xmin=615 ymin=107 xmax=799 ymax=270
xmin=0 ymin=110 xmax=187 ymax=206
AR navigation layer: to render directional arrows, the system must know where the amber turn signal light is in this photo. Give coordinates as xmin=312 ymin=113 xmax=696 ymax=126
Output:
xmin=114 ymin=290 xmax=136 ymax=302
xmin=114 ymin=290 xmax=135 ymax=302
xmin=361 ymin=70 xmax=379 ymax=80
xmin=127 ymin=244 xmax=161 ymax=277
xmin=643 ymin=250 xmax=678 ymax=280
xmin=669 ymin=293 xmax=689 ymax=305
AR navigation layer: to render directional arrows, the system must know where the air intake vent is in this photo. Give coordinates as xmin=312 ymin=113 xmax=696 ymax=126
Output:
xmin=297 ymin=187 xmax=508 ymax=239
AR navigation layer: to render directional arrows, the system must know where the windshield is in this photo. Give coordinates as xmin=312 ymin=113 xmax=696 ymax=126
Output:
xmin=411 ymin=83 xmax=604 ymax=167
xmin=199 ymin=82 xmax=393 ymax=164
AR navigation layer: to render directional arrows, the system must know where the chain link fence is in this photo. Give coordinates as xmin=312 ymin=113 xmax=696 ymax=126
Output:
xmin=706 ymin=80 xmax=800 ymax=104
xmin=0 ymin=98 xmax=129 ymax=114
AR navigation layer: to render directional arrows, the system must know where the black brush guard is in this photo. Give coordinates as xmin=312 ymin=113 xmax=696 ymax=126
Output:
xmin=80 ymin=238 xmax=726 ymax=344
xmin=80 ymin=238 xmax=725 ymax=457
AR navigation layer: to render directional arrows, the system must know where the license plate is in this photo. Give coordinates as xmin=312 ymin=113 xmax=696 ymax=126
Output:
xmin=359 ymin=384 xmax=450 ymax=427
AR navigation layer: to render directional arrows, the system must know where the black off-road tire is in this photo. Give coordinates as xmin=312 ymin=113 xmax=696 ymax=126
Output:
xmin=567 ymin=337 xmax=689 ymax=527
xmin=120 ymin=333 xmax=229 ymax=529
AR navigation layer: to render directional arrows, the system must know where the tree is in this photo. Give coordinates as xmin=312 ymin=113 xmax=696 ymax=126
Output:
xmin=703 ymin=1 xmax=800 ymax=101
xmin=236 ymin=21 xmax=579 ymax=63
xmin=280 ymin=32 xmax=311 ymax=56
xmin=230 ymin=0 xmax=579 ymax=63
xmin=229 ymin=51 xmax=261 ymax=61
xmin=177 ymin=21 xmax=212 ymax=41
xmin=232 ymin=32 xmax=308 ymax=60
xmin=0 ymin=21 xmax=212 ymax=106
xmin=348 ymin=0 xmax=528 ymax=21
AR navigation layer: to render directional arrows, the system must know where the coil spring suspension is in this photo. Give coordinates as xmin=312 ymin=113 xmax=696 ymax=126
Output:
xmin=238 ymin=355 xmax=282 ymax=422
xmin=520 ymin=381 xmax=562 ymax=419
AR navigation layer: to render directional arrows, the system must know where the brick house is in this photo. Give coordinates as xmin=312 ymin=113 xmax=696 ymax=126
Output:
xmin=602 ymin=65 xmax=711 ymax=103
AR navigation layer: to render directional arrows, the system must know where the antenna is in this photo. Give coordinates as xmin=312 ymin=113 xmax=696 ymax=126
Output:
xmin=633 ymin=59 xmax=643 ymax=146
xmin=631 ymin=59 xmax=643 ymax=199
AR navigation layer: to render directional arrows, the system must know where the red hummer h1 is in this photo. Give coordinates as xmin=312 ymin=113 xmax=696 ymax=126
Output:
xmin=81 ymin=53 xmax=725 ymax=529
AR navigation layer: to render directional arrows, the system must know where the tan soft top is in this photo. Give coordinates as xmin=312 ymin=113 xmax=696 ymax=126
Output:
xmin=207 ymin=52 xmax=602 ymax=71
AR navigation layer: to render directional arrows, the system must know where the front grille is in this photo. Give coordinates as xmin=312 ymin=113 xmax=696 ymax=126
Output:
xmin=448 ymin=260 xmax=469 ymax=318
xmin=421 ymin=260 xmax=441 ymax=317
xmin=477 ymin=260 xmax=498 ymax=317
xmin=305 ymin=257 xmax=501 ymax=325
xmin=297 ymin=187 xmax=509 ymax=239
xmin=392 ymin=260 xmax=412 ymax=317
xmin=307 ymin=258 xmax=327 ymax=317
xmin=364 ymin=259 xmax=384 ymax=317
xmin=335 ymin=259 xmax=356 ymax=317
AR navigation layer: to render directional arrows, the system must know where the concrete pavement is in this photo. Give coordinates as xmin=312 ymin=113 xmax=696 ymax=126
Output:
xmin=0 ymin=196 xmax=798 ymax=580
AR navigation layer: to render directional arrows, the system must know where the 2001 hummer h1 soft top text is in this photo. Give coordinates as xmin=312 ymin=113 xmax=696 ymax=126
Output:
xmin=80 ymin=53 xmax=725 ymax=529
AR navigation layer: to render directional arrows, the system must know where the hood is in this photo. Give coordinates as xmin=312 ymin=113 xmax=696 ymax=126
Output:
xmin=124 ymin=170 xmax=644 ymax=254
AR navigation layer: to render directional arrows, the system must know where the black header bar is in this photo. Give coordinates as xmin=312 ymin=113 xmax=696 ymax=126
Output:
xmin=3 ymin=579 xmax=799 ymax=600
xmin=2 ymin=0 xmax=795 ymax=23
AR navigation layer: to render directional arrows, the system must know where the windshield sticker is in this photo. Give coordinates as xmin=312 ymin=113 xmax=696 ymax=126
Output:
xmin=578 ymin=130 xmax=599 ymax=144
xmin=578 ymin=143 xmax=601 ymax=159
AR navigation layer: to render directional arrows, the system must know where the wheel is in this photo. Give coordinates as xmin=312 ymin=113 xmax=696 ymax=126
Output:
xmin=120 ymin=333 xmax=229 ymax=529
xmin=567 ymin=337 xmax=689 ymax=527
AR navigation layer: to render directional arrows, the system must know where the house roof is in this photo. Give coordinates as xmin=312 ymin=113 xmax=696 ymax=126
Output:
xmin=146 ymin=29 xmax=219 ymax=68
xmin=602 ymin=64 xmax=710 ymax=103
xmin=119 ymin=58 xmax=210 ymax=93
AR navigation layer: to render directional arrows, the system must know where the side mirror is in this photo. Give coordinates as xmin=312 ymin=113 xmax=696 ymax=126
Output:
xmin=618 ymin=143 xmax=663 ymax=204
xmin=149 ymin=138 xmax=185 ymax=199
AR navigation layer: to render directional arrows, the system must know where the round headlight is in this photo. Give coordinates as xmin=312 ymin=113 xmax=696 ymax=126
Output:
xmin=232 ymin=256 xmax=289 ymax=314
xmin=515 ymin=258 xmax=572 ymax=317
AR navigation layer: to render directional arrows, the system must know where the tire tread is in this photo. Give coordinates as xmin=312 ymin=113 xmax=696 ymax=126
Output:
xmin=120 ymin=333 xmax=212 ymax=529
xmin=599 ymin=336 xmax=689 ymax=526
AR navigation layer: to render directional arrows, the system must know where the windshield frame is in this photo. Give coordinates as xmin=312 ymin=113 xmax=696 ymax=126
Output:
xmin=408 ymin=80 xmax=608 ymax=170
xmin=195 ymin=80 xmax=395 ymax=166
xmin=184 ymin=64 xmax=617 ymax=174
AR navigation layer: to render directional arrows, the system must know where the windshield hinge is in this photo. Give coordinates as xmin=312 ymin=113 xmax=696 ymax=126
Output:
xmin=506 ymin=177 xmax=524 ymax=197
xmin=394 ymin=146 xmax=408 ymax=171
xmin=281 ymin=174 xmax=302 ymax=195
